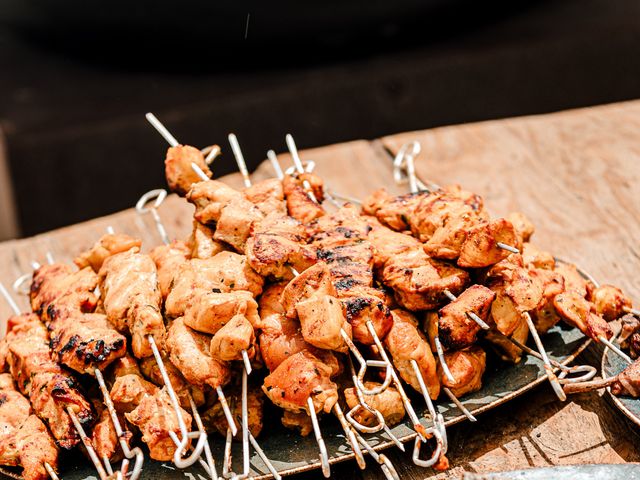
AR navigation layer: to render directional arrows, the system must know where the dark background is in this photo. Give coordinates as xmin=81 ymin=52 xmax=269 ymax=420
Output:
xmin=1 ymin=0 xmax=639 ymax=236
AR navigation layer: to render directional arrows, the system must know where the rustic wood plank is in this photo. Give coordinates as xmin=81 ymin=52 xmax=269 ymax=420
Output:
xmin=1 ymin=103 xmax=640 ymax=479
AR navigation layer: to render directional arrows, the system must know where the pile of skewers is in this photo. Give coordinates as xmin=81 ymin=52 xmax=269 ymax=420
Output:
xmin=0 ymin=112 xmax=638 ymax=480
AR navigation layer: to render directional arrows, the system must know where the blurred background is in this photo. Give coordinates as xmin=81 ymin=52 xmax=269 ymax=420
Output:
xmin=0 ymin=0 xmax=639 ymax=239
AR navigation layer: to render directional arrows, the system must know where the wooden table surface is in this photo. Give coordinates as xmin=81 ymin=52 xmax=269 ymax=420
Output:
xmin=1 ymin=101 xmax=640 ymax=479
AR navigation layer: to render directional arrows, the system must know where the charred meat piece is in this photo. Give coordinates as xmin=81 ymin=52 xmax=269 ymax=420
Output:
xmin=457 ymin=218 xmax=518 ymax=268
xmin=30 ymin=264 xmax=99 ymax=322
xmin=187 ymin=180 xmax=243 ymax=227
xmin=611 ymin=358 xmax=640 ymax=397
xmin=441 ymin=346 xmax=486 ymax=396
xmin=554 ymin=262 xmax=591 ymax=298
xmin=90 ymin=400 xmax=131 ymax=463
xmin=167 ymin=318 xmax=231 ymax=389
xmin=591 ymin=284 xmax=632 ymax=321
xmin=48 ymin=312 xmax=127 ymax=374
xmin=340 ymin=289 xmax=393 ymax=345
xmin=295 ymin=294 xmax=352 ymax=352
xmin=384 ymin=310 xmax=440 ymax=399
xmin=74 ymin=233 xmax=142 ymax=272
xmin=282 ymin=174 xmax=325 ymax=224
xmin=125 ymin=387 xmax=193 ymax=461
xmin=424 ymin=206 xmax=483 ymax=260
xmin=280 ymin=262 xmax=337 ymax=319
xmin=149 ymin=240 xmax=191 ymax=299
xmin=100 ymin=249 xmax=165 ymax=358
xmin=184 ymin=290 xmax=259 ymax=335
xmin=437 ymin=285 xmax=495 ymax=350
xmin=0 ymin=374 xmax=59 ymax=480
xmin=281 ymin=410 xmax=313 ymax=436
xmin=619 ymin=314 xmax=640 ymax=359
xmin=553 ymin=292 xmax=613 ymax=341
xmin=366 ymin=217 xmax=422 ymax=272
xmin=246 ymin=212 xmax=317 ymax=280
xmin=363 ymin=189 xmax=424 ymax=232
xmin=507 ymin=212 xmax=535 ymax=245
xmin=262 ymin=350 xmax=339 ymax=414
xmin=344 ymin=381 xmax=405 ymax=427
xmin=188 ymin=221 xmax=226 ymax=260
xmin=165 ymin=144 xmax=213 ymax=196
xmin=383 ymin=249 xmax=470 ymax=311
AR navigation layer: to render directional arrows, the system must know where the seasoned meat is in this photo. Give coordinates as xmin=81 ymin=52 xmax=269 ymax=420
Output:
xmin=591 ymin=285 xmax=632 ymax=321
xmin=522 ymin=243 xmax=555 ymax=270
xmin=423 ymin=206 xmax=481 ymax=260
xmin=530 ymin=268 xmax=565 ymax=334
xmin=203 ymin=383 xmax=264 ymax=438
xmin=438 ymin=285 xmax=496 ymax=350
xmin=74 ymin=233 xmax=142 ymax=272
xmin=210 ymin=314 xmax=257 ymax=362
xmin=554 ymin=262 xmax=591 ymax=298
xmin=344 ymin=382 xmax=405 ymax=427
xmin=110 ymin=374 xmax=158 ymax=415
xmin=485 ymin=316 xmax=529 ymax=363
xmin=99 ymin=250 xmax=165 ymax=358
xmin=149 ymin=240 xmax=191 ymax=299
xmin=295 ymin=294 xmax=352 ymax=352
xmin=165 ymin=252 xmax=264 ymax=318
xmin=214 ymin=196 xmax=264 ymax=252
xmin=366 ymin=217 xmax=422 ymax=272
xmin=108 ymin=354 xmax=142 ymax=380
xmin=441 ymin=346 xmax=486 ymax=396
xmin=364 ymin=190 xmax=424 ymax=231
xmin=262 ymin=350 xmax=338 ymax=414
xmin=281 ymin=262 xmax=336 ymax=319
xmin=246 ymin=213 xmax=317 ymax=280
xmin=384 ymin=310 xmax=440 ymax=399
xmin=139 ymin=356 xmax=205 ymax=409
xmin=507 ymin=212 xmax=535 ymax=245
xmin=457 ymin=218 xmax=518 ymax=268
xmin=184 ymin=290 xmax=259 ymax=335
xmin=340 ymin=289 xmax=393 ymax=345
xmin=188 ymin=221 xmax=226 ymax=260
xmin=243 ymin=178 xmax=287 ymax=216
xmin=383 ymin=249 xmax=470 ymax=311
xmin=619 ymin=314 xmax=640 ymax=359
xmin=187 ymin=180 xmax=243 ymax=227
xmin=611 ymin=358 xmax=640 ymax=397
xmin=0 ymin=374 xmax=58 ymax=480
xmin=5 ymin=316 xmax=94 ymax=450
xmin=48 ymin=312 xmax=127 ymax=374
xmin=553 ymin=292 xmax=613 ymax=341
xmin=30 ymin=264 xmax=99 ymax=322
xmin=125 ymin=387 xmax=193 ymax=461
xmin=165 ymin=144 xmax=212 ymax=196
xmin=282 ymin=175 xmax=325 ymax=224
xmin=90 ymin=402 xmax=131 ymax=463
xmin=166 ymin=318 xmax=230 ymax=389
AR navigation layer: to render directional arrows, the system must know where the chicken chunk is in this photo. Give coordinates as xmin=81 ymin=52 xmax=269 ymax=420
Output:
xmin=437 ymin=285 xmax=496 ymax=350
xmin=165 ymin=144 xmax=212 ymax=196
xmin=383 ymin=249 xmax=470 ymax=311
xmin=0 ymin=374 xmax=59 ymax=480
xmin=184 ymin=290 xmax=259 ymax=335
xmin=295 ymin=295 xmax=351 ymax=352
xmin=280 ymin=262 xmax=337 ymax=318
xmin=522 ymin=243 xmax=555 ymax=270
xmin=441 ymin=346 xmax=486 ymax=397
xmin=30 ymin=264 xmax=99 ymax=322
xmin=139 ymin=356 xmax=205 ymax=409
xmin=591 ymin=285 xmax=632 ymax=321
xmin=344 ymin=382 xmax=405 ymax=427
xmin=458 ymin=218 xmax=518 ymax=268
xmin=424 ymin=207 xmax=482 ymax=260
xmin=166 ymin=318 xmax=230 ymax=389
xmin=610 ymin=357 xmax=640 ymax=397
xmin=340 ymin=290 xmax=393 ymax=345
xmin=90 ymin=403 xmax=131 ymax=463
xmin=553 ymin=292 xmax=613 ymax=341
xmin=281 ymin=410 xmax=313 ymax=436
xmin=210 ymin=314 xmax=257 ymax=362
xmin=365 ymin=190 xmax=424 ymax=231
xmin=554 ymin=262 xmax=591 ymax=298
xmin=243 ymin=178 xmax=286 ymax=216
xmin=100 ymin=250 xmax=165 ymax=358
xmin=619 ymin=314 xmax=640 ymax=359
xmin=507 ymin=212 xmax=535 ymax=245
xmin=188 ymin=221 xmax=226 ymax=260
xmin=187 ymin=180 xmax=243 ymax=227
xmin=366 ymin=218 xmax=422 ymax=272
xmin=262 ymin=350 xmax=339 ymax=414
xmin=214 ymin=196 xmax=264 ymax=252
xmin=110 ymin=374 xmax=158 ymax=414
xmin=282 ymin=175 xmax=325 ymax=224
xmin=149 ymin=240 xmax=191 ymax=299
xmin=485 ymin=316 xmax=529 ymax=363
xmin=384 ymin=310 xmax=440 ymax=399
xmin=125 ymin=387 xmax=193 ymax=461
xmin=530 ymin=268 xmax=565 ymax=334
xmin=74 ymin=233 xmax=142 ymax=272
xmin=203 ymin=383 xmax=264 ymax=438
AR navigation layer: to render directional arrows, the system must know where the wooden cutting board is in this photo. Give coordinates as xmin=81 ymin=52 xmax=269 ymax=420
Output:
xmin=1 ymin=101 xmax=640 ymax=479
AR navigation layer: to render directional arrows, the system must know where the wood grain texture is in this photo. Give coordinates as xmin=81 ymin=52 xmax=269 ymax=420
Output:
xmin=1 ymin=102 xmax=640 ymax=479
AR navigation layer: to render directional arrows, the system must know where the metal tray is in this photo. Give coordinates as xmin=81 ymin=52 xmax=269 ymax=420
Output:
xmin=462 ymin=463 xmax=640 ymax=480
xmin=0 ymin=323 xmax=590 ymax=480
xmin=602 ymin=346 xmax=640 ymax=429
